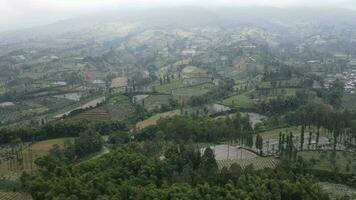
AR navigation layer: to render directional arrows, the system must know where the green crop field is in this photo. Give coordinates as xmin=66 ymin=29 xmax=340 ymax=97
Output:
xmin=107 ymin=95 xmax=135 ymax=122
xmin=154 ymin=80 xmax=185 ymax=93
xmin=217 ymin=157 xmax=279 ymax=170
xmin=221 ymin=94 xmax=254 ymax=109
xmin=299 ymin=151 xmax=356 ymax=174
xmin=172 ymin=83 xmax=214 ymax=96
xmin=258 ymin=126 xmax=301 ymax=140
xmin=143 ymin=95 xmax=171 ymax=111
xmin=342 ymin=94 xmax=356 ymax=109
xmin=318 ymin=182 xmax=356 ymax=200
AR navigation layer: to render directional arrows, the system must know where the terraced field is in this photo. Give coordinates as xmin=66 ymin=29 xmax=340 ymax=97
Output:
xmin=68 ymin=106 xmax=111 ymax=123
xmin=107 ymin=95 xmax=135 ymax=121
xmin=0 ymin=192 xmax=32 ymax=200
xmin=217 ymin=157 xmax=279 ymax=170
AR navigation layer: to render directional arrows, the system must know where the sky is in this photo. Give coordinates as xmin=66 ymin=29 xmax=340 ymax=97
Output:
xmin=1 ymin=0 xmax=356 ymax=32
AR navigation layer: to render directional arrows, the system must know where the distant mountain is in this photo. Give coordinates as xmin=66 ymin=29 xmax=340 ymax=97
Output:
xmin=1 ymin=6 xmax=356 ymax=49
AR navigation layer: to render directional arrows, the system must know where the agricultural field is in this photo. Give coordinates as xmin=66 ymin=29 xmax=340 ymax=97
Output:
xmin=298 ymin=150 xmax=356 ymax=174
xmin=217 ymin=157 xmax=279 ymax=170
xmin=153 ymin=80 xmax=185 ymax=94
xmin=318 ymin=182 xmax=356 ymax=200
xmin=207 ymin=145 xmax=258 ymax=160
xmin=0 ymin=83 xmax=4 ymax=95
xmin=0 ymin=138 xmax=74 ymax=172
xmin=0 ymin=192 xmax=32 ymax=200
xmin=171 ymin=83 xmax=214 ymax=96
xmin=255 ymin=88 xmax=298 ymax=98
xmin=110 ymin=77 xmax=128 ymax=88
xmin=258 ymin=126 xmax=302 ymax=140
xmin=67 ymin=106 xmax=111 ymax=123
xmin=342 ymin=94 xmax=356 ymax=109
xmin=135 ymin=110 xmax=180 ymax=130
xmin=220 ymin=94 xmax=254 ymax=109
xmin=53 ymin=96 xmax=105 ymax=119
xmin=106 ymin=95 xmax=135 ymax=122
xmin=142 ymin=95 xmax=171 ymax=111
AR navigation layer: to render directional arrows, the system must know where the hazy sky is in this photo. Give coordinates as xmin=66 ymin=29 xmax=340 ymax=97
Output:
xmin=1 ymin=0 xmax=356 ymax=32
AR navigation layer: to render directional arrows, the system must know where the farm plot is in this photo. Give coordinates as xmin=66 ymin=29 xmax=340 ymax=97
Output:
xmin=0 ymin=85 xmax=4 ymax=95
xmin=318 ymin=182 xmax=356 ymax=200
xmin=217 ymin=157 xmax=279 ymax=170
xmin=53 ymin=96 xmax=105 ymax=119
xmin=154 ymin=80 xmax=185 ymax=94
xmin=136 ymin=110 xmax=180 ymax=130
xmin=0 ymin=192 xmax=32 ymax=200
xmin=0 ymin=138 xmax=74 ymax=172
xmin=203 ymin=145 xmax=258 ymax=161
xmin=172 ymin=83 xmax=214 ymax=96
xmin=67 ymin=106 xmax=111 ymax=123
xmin=142 ymin=95 xmax=171 ymax=111
xmin=221 ymin=94 xmax=254 ymax=109
xmin=298 ymin=150 xmax=356 ymax=174
xmin=110 ymin=77 xmax=128 ymax=88
xmin=107 ymin=95 xmax=135 ymax=122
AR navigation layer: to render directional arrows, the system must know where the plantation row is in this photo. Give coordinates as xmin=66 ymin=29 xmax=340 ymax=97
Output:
xmin=217 ymin=157 xmax=279 ymax=169
xmin=0 ymin=192 xmax=32 ymax=200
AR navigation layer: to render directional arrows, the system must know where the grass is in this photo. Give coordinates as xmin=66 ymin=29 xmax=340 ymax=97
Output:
xmin=298 ymin=150 xmax=356 ymax=174
xmin=220 ymin=94 xmax=254 ymax=109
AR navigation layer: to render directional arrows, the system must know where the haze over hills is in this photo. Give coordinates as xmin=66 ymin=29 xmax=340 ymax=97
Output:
xmin=1 ymin=5 xmax=356 ymax=200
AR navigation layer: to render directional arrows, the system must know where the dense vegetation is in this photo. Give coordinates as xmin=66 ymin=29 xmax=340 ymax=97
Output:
xmin=22 ymin=144 xmax=329 ymax=200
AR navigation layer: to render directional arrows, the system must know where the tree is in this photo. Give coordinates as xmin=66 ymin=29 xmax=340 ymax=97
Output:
xmin=255 ymin=134 xmax=263 ymax=155
xmin=74 ymin=130 xmax=103 ymax=157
